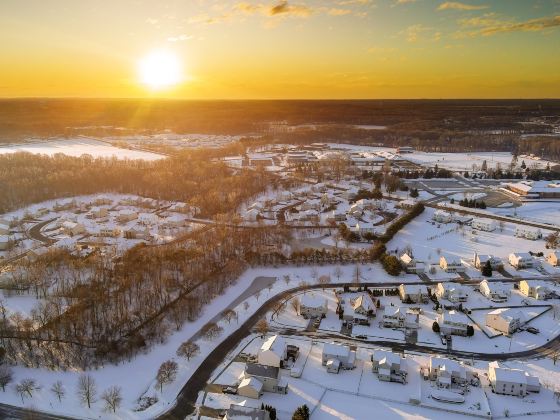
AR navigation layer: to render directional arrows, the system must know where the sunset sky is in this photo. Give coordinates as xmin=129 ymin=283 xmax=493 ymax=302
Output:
xmin=1 ymin=0 xmax=559 ymax=99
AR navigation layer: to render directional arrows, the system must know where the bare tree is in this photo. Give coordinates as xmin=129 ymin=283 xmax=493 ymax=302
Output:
xmin=255 ymin=319 xmax=269 ymax=337
xmin=310 ymin=267 xmax=319 ymax=283
xmin=222 ymin=309 xmax=237 ymax=324
xmin=156 ymin=360 xmax=178 ymax=392
xmin=201 ymin=322 xmax=223 ymax=340
xmin=333 ymin=266 xmax=343 ymax=281
xmin=290 ymin=297 xmax=300 ymax=315
xmin=50 ymin=381 xmax=65 ymax=402
xmin=176 ymin=341 xmax=200 ymax=361
xmin=552 ymin=351 xmax=559 ymax=366
xmin=318 ymin=274 xmax=331 ymax=289
xmin=15 ymin=379 xmax=39 ymax=403
xmin=283 ymin=274 xmax=291 ymax=285
xmin=77 ymin=374 xmax=96 ymax=409
xmin=0 ymin=366 xmax=12 ymax=392
xmin=243 ymin=301 xmax=250 ymax=312
xmin=254 ymin=290 xmax=261 ymax=302
xmin=553 ymin=304 xmax=560 ymax=320
xmin=101 ymin=386 xmax=122 ymax=413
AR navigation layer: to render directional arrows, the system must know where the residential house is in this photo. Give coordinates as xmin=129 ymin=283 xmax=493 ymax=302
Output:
xmin=427 ymin=357 xmax=467 ymax=389
xmin=97 ymin=228 xmax=121 ymax=238
xmin=0 ymin=224 xmax=9 ymax=235
xmin=433 ymin=210 xmax=453 ymax=224
xmin=471 ymin=218 xmax=497 ymax=232
xmin=243 ymin=363 xmax=287 ymax=394
xmin=243 ymin=208 xmax=260 ymax=222
xmin=62 ymin=221 xmax=85 ymax=236
xmin=438 ymin=311 xmax=471 ymax=337
xmin=371 ymin=350 xmax=408 ymax=384
xmin=488 ymin=361 xmax=540 ymax=396
xmin=509 ymin=253 xmax=536 ymax=269
xmin=355 ymin=222 xmax=376 ymax=236
xmin=439 ymin=256 xmax=465 ymax=273
xmin=327 ymin=210 xmax=346 ymax=223
xmin=514 ymin=227 xmax=543 ymax=240
xmin=337 ymin=292 xmax=376 ymax=325
xmin=54 ymin=199 xmax=76 ymax=211
xmin=399 ymin=254 xmax=426 ymax=274
xmin=138 ymin=212 xmax=160 ymax=226
xmin=88 ymin=207 xmax=108 ymax=219
xmin=383 ymin=307 xmax=419 ymax=329
xmin=116 ymin=209 xmax=138 ymax=223
xmin=519 ymin=280 xmax=550 ymax=300
xmin=236 ymin=377 xmax=263 ymax=399
xmin=398 ymin=284 xmax=429 ymax=304
xmin=300 ymin=293 xmax=328 ymax=319
xmin=434 ymin=283 xmax=468 ymax=303
xmin=123 ymin=227 xmax=151 ymax=240
xmin=474 ymin=254 xmax=503 ymax=270
xmin=486 ymin=308 xmax=525 ymax=335
xmin=321 ymin=343 xmax=356 ymax=371
xmin=546 ymin=251 xmax=560 ymax=267
xmin=479 ymin=280 xmax=509 ymax=302
xmin=258 ymin=335 xmax=287 ymax=368
xmin=0 ymin=235 xmax=9 ymax=251
xmin=223 ymin=404 xmax=270 ymax=420
xmin=93 ymin=195 xmax=113 ymax=206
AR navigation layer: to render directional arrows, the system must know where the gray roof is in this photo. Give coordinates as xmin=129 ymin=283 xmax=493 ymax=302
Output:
xmin=245 ymin=362 xmax=279 ymax=379
xmin=225 ymin=404 xmax=268 ymax=420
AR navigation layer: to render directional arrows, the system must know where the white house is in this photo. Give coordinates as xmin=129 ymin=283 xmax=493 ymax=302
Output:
xmin=471 ymin=218 xmax=497 ymax=232
xmin=546 ymin=251 xmax=560 ymax=267
xmin=62 ymin=221 xmax=85 ymax=236
xmin=509 ymin=252 xmax=535 ymax=269
xmin=0 ymin=235 xmax=10 ymax=251
xmin=258 ymin=335 xmax=287 ymax=368
xmin=223 ymin=404 xmax=270 ymax=420
xmin=398 ymin=284 xmax=429 ymax=303
xmin=433 ymin=210 xmax=453 ymax=224
xmin=486 ymin=308 xmax=524 ymax=335
xmin=337 ymin=292 xmax=376 ymax=325
xmin=116 ymin=209 xmax=138 ymax=223
xmin=515 ymin=227 xmax=543 ymax=240
xmin=371 ymin=350 xmax=408 ymax=383
xmin=434 ymin=282 xmax=468 ymax=302
xmin=0 ymin=223 xmax=10 ymax=235
xmin=321 ymin=343 xmax=356 ymax=370
xmin=488 ymin=361 xmax=540 ymax=396
xmin=474 ymin=254 xmax=503 ymax=270
xmin=439 ymin=256 xmax=465 ymax=273
xmin=300 ymin=293 xmax=328 ymax=319
xmin=243 ymin=363 xmax=287 ymax=394
xmin=138 ymin=212 xmax=160 ymax=225
xmin=479 ymin=280 xmax=509 ymax=302
xmin=97 ymin=227 xmax=121 ymax=237
xmin=399 ymin=254 xmax=426 ymax=274
xmin=382 ymin=307 xmax=418 ymax=329
xmin=88 ymin=207 xmax=108 ymax=219
xmin=519 ymin=280 xmax=550 ymax=300
xmin=427 ymin=357 xmax=467 ymax=389
xmin=236 ymin=377 xmax=263 ymax=399
xmin=438 ymin=311 xmax=471 ymax=337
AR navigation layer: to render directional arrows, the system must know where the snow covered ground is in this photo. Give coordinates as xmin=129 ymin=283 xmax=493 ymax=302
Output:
xmin=487 ymin=202 xmax=560 ymax=228
xmin=0 ymin=137 xmax=165 ymax=160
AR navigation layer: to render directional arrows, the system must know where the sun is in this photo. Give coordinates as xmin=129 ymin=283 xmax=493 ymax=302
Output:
xmin=138 ymin=50 xmax=182 ymax=90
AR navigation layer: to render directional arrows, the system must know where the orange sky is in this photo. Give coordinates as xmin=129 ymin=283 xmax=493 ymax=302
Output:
xmin=1 ymin=0 xmax=559 ymax=99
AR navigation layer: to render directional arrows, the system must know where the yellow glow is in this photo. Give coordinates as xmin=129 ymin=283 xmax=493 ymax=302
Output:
xmin=138 ymin=50 xmax=182 ymax=90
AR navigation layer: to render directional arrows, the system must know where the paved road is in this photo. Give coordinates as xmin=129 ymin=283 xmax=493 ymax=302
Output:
xmin=27 ymin=218 xmax=57 ymax=244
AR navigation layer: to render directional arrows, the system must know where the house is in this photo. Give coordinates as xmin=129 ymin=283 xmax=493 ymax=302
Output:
xmin=399 ymin=254 xmax=426 ymax=274
xmin=509 ymin=252 xmax=535 ymax=269
xmin=438 ymin=311 xmax=471 ymax=337
xmin=488 ymin=361 xmax=540 ymax=396
xmin=479 ymin=280 xmax=509 ymax=302
xmin=471 ymin=218 xmax=497 ymax=232
xmin=371 ymin=350 xmax=408 ymax=383
xmin=168 ymin=202 xmax=191 ymax=214
xmin=519 ymin=280 xmax=550 ymax=300
xmin=439 ymin=256 xmax=465 ymax=273
xmin=546 ymin=251 xmax=560 ymax=267
xmin=514 ymin=227 xmax=543 ymax=240
xmin=62 ymin=221 xmax=85 ymax=236
xmin=321 ymin=343 xmax=356 ymax=370
xmin=427 ymin=357 xmax=467 ymax=389
xmin=123 ymin=227 xmax=151 ymax=240
xmin=300 ymin=293 xmax=328 ymax=319
xmin=138 ymin=212 xmax=160 ymax=226
xmin=258 ymin=335 xmax=287 ymax=368
xmin=223 ymin=404 xmax=270 ymax=420
xmin=0 ymin=235 xmax=10 ymax=251
xmin=326 ymin=358 xmax=341 ymax=374
xmin=397 ymin=146 xmax=415 ymax=154
xmin=434 ymin=282 xmax=468 ymax=302
xmin=54 ymin=199 xmax=76 ymax=211
xmin=486 ymin=308 xmax=525 ymax=335
xmin=347 ymin=203 xmax=364 ymax=218
xmin=243 ymin=208 xmax=260 ymax=222
xmin=382 ymin=307 xmax=418 ymax=329
xmin=116 ymin=209 xmax=138 ymax=223
xmin=337 ymin=292 xmax=376 ymax=325
xmin=88 ymin=207 xmax=108 ymax=219
xmin=474 ymin=254 xmax=503 ymax=270
xmin=504 ymin=180 xmax=560 ymax=199
xmin=243 ymin=363 xmax=287 ymax=394
xmin=236 ymin=377 xmax=264 ymax=399
xmin=398 ymin=284 xmax=428 ymax=303
xmin=97 ymin=228 xmax=121 ymax=238
xmin=0 ymin=223 xmax=9 ymax=235
xmin=355 ymin=222 xmax=376 ymax=236
xmin=93 ymin=195 xmax=113 ymax=206
xmin=327 ymin=210 xmax=346 ymax=222
xmin=433 ymin=210 xmax=453 ymax=224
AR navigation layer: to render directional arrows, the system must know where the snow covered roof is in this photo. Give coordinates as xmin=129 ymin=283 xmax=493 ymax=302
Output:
xmin=400 ymin=284 xmax=428 ymax=294
xmin=0 ymin=235 xmax=9 ymax=243
xmin=323 ymin=343 xmax=350 ymax=358
xmin=238 ymin=376 xmax=263 ymax=392
xmin=489 ymin=362 xmax=528 ymax=384
xmin=506 ymin=180 xmax=560 ymax=193
xmin=301 ymin=293 xmax=326 ymax=309
xmin=430 ymin=357 xmax=466 ymax=377
xmin=260 ymin=335 xmax=286 ymax=356
xmin=372 ymin=350 xmax=403 ymax=366
xmin=352 ymin=294 xmax=375 ymax=312
xmin=488 ymin=308 xmax=524 ymax=323
xmin=245 ymin=363 xmax=279 ymax=379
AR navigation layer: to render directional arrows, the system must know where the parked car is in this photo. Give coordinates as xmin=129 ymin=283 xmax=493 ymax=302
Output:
xmin=526 ymin=327 xmax=540 ymax=334
xmin=222 ymin=386 xmax=237 ymax=394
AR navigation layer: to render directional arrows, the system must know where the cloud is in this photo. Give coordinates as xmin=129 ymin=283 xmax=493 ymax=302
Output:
xmin=437 ymin=2 xmax=489 ymax=11
xmin=167 ymin=34 xmax=193 ymax=42
xmin=401 ymin=24 xmax=432 ymax=42
xmin=394 ymin=0 xmax=417 ymax=4
xmin=267 ymin=1 xmax=313 ymax=17
xmin=457 ymin=13 xmax=560 ymax=36
xmin=328 ymin=8 xmax=353 ymax=16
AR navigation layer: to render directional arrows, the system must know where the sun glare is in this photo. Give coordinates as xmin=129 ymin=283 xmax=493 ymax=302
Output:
xmin=138 ymin=50 xmax=182 ymax=90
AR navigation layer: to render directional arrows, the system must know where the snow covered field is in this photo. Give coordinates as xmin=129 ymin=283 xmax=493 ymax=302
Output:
xmin=488 ymin=202 xmax=560 ymax=227
xmin=0 ymin=137 xmax=165 ymax=160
